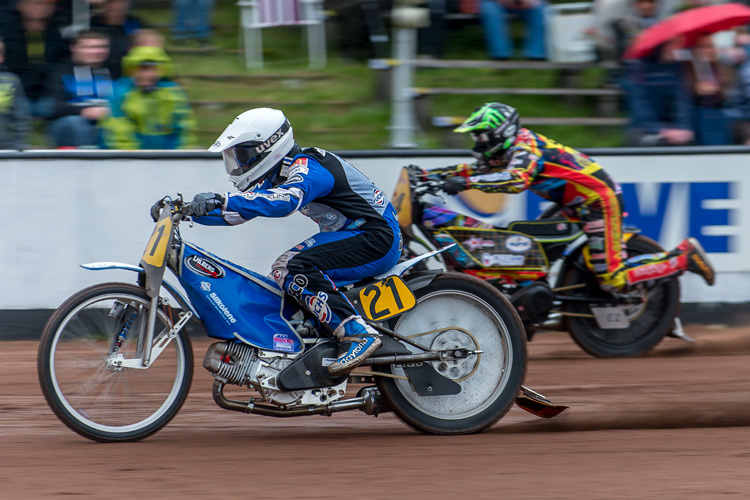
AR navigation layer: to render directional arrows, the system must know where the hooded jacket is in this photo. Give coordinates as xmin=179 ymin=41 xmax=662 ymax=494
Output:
xmin=102 ymin=46 xmax=195 ymax=149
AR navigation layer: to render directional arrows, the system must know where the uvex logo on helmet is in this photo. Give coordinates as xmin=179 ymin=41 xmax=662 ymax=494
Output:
xmin=255 ymin=128 xmax=286 ymax=154
xmin=186 ymin=255 xmax=226 ymax=279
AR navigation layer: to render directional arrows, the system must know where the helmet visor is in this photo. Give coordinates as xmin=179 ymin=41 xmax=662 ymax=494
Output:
xmin=470 ymin=131 xmax=496 ymax=157
xmin=224 ymin=145 xmax=268 ymax=177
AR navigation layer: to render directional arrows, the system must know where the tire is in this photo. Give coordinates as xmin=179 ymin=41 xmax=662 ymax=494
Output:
xmin=374 ymin=272 xmax=527 ymax=435
xmin=565 ymin=235 xmax=681 ymax=358
xmin=37 ymin=283 xmax=194 ymax=442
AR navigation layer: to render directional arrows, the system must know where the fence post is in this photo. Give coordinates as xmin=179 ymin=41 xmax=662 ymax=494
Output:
xmin=389 ymin=3 xmax=429 ymax=148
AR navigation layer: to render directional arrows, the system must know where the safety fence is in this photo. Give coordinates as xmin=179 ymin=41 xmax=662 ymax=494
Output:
xmin=1 ymin=146 xmax=748 ymax=338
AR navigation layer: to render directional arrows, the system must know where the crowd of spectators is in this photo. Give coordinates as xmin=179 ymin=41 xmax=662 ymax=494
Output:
xmin=0 ymin=0 xmax=197 ymax=150
xmin=6 ymin=0 xmax=750 ymax=150
xmin=589 ymin=0 xmax=750 ymax=146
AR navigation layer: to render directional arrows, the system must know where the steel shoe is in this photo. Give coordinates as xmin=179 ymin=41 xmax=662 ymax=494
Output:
xmin=328 ymin=331 xmax=382 ymax=376
xmin=682 ymin=237 xmax=715 ymax=286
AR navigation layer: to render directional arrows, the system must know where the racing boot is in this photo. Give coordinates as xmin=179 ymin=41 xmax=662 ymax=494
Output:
xmin=678 ymin=237 xmax=715 ymax=286
xmin=328 ymin=318 xmax=382 ymax=376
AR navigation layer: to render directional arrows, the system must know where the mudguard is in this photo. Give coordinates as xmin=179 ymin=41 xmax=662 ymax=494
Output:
xmin=80 ymin=262 xmax=200 ymax=319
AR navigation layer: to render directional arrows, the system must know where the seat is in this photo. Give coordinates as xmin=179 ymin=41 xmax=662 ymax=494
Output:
xmin=237 ymin=0 xmax=327 ymax=69
xmin=544 ymin=2 xmax=596 ymax=63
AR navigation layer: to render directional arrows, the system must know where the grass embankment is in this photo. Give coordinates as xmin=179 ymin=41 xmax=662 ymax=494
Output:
xmin=33 ymin=3 xmax=626 ymax=150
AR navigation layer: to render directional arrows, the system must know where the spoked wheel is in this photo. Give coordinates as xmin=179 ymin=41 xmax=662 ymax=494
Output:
xmin=564 ymin=235 xmax=681 ymax=358
xmin=374 ymin=273 xmax=527 ymax=435
xmin=37 ymin=283 xmax=193 ymax=442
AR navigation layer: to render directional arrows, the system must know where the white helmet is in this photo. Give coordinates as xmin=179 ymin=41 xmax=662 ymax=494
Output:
xmin=208 ymin=108 xmax=296 ymax=192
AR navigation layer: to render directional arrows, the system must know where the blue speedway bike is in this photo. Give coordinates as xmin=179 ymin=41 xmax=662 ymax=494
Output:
xmin=37 ymin=195 xmax=559 ymax=442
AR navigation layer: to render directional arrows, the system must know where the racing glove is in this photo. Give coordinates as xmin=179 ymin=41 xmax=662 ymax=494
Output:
xmin=190 ymin=192 xmax=225 ymax=217
xmin=441 ymin=176 xmax=468 ymax=195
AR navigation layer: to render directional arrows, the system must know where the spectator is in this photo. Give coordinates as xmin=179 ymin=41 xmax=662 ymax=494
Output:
xmin=102 ymin=45 xmax=196 ymax=149
xmin=171 ymin=0 xmax=215 ymax=47
xmin=131 ymin=28 xmax=165 ymax=49
xmin=47 ymin=29 xmax=113 ymax=148
xmin=418 ymin=0 xmax=460 ymax=60
xmin=478 ymin=0 xmax=547 ymax=60
xmin=91 ymin=0 xmax=147 ymax=80
xmin=0 ymin=39 xmax=30 ymax=150
xmin=624 ymin=39 xmax=695 ymax=146
xmin=725 ymin=31 xmax=750 ymax=144
xmin=0 ymin=0 xmax=72 ymax=117
xmin=610 ymin=0 xmax=661 ymax=62
xmin=687 ymin=33 xmax=733 ymax=145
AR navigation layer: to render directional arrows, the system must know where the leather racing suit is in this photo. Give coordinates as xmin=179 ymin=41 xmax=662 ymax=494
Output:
xmin=432 ymin=128 xmax=688 ymax=291
xmin=193 ymin=147 xmax=403 ymax=338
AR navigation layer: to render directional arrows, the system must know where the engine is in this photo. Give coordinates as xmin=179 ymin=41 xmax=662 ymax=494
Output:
xmin=203 ymin=341 xmax=303 ymax=406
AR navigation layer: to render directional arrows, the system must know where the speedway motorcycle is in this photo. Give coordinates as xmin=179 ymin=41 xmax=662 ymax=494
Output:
xmin=37 ymin=195 xmax=562 ymax=443
xmin=393 ymin=166 xmax=682 ymax=358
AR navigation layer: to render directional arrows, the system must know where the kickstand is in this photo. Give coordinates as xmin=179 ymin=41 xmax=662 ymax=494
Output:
xmin=667 ymin=317 xmax=695 ymax=343
xmin=515 ymin=385 xmax=568 ymax=419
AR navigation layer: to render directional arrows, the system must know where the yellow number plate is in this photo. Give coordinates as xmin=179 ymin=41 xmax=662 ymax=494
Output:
xmin=141 ymin=216 xmax=173 ymax=267
xmin=358 ymin=276 xmax=416 ymax=321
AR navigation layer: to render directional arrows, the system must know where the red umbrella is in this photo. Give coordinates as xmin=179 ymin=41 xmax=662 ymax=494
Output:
xmin=624 ymin=2 xmax=750 ymax=60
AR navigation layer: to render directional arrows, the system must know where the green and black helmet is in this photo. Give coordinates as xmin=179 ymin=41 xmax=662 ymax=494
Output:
xmin=455 ymin=102 xmax=520 ymax=164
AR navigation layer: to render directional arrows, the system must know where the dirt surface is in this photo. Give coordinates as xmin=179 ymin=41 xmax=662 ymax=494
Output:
xmin=2 ymin=325 xmax=749 ymax=499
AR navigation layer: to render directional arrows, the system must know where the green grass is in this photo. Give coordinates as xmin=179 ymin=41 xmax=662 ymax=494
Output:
xmin=31 ymin=2 xmax=626 ymax=149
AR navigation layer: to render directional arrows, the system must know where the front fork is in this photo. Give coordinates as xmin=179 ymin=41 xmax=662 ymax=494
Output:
xmin=107 ymin=296 xmax=192 ymax=370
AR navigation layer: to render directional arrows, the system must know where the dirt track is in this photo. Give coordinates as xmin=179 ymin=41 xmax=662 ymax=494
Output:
xmin=1 ymin=326 xmax=749 ymax=499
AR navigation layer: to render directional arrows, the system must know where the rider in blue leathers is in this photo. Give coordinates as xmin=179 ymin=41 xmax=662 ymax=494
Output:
xmin=166 ymin=108 xmax=401 ymax=375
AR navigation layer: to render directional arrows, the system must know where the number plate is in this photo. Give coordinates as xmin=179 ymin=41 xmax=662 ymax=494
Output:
xmin=141 ymin=216 xmax=173 ymax=268
xmin=590 ymin=306 xmax=630 ymax=329
xmin=358 ymin=276 xmax=416 ymax=321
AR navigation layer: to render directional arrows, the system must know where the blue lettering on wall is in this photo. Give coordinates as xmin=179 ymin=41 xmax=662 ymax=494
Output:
xmin=620 ymin=183 xmax=672 ymax=240
xmin=689 ymin=182 xmax=730 ymax=253
xmin=524 ymin=181 xmax=733 ymax=254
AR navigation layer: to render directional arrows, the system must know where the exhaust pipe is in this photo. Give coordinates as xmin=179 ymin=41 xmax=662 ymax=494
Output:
xmin=212 ymin=380 xmax=383 ymax=417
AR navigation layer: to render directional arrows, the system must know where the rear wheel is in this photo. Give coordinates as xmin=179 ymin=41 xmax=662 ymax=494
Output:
xmin=564 ymin=235 xmax=681 ymax=358
xmin=37 ymin=283 xmax=193 ymax=442
xmin=374 ymin=273 xmax=527 ymax=434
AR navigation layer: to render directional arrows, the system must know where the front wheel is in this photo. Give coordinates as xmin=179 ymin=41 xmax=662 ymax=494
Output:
xmin=374 ymin=273 xmax=527 ymax=434
xmin=37 ymin=282 xmax=194 ymax=442
xmin=564 ymin=235 xmax=681 ymax=358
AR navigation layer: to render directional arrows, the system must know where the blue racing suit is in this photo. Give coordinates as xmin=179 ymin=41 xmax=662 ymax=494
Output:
xmin=193 ymin=147 xmax=402 ymax=338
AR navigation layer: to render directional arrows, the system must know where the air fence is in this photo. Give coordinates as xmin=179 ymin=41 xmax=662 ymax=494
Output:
xmin=1 ymin=147 xmax=748 ymax=338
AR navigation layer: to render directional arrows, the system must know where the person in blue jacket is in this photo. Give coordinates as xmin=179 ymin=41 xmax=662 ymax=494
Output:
xmin=159 ymin=108 xmax=402 ymax=375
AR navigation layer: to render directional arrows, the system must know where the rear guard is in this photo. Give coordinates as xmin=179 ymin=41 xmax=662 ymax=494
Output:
xmin=515 ymin=385 xmax=568 ymax=418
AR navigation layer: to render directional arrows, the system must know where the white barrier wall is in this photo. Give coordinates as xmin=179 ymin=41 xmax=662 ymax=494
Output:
xmin=0 ymin=150 xmax=748 ymax=309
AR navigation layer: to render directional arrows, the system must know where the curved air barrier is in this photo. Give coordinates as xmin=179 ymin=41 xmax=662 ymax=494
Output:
xmin=1 ymin=146 xmax=749 ymax=338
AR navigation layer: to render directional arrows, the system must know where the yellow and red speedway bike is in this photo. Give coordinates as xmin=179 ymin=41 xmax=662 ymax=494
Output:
xmin=37 ymin=195 xmax=564 ymax=443
xmin=392 ymin=166 xmax=683 ymax=358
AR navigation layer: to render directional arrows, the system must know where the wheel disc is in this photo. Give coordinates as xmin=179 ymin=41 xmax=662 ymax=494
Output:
xmin=389 ymin=290 xmax=514 ymax=420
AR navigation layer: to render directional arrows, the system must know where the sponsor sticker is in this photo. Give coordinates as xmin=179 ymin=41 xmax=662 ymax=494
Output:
xmin=185 ymin=255 xmax=226 ymax=279
xmin=208 ymin=292 xmax=237 ymax=324
xmin=482 ymin=253 xmax=525 ymax=267
xmin=273 ymin=333 xmax=295 ymax=352
xmin=373 ymin=189 xmax=385 ymax=206
xmin=463 ymin=236 xmax=495 ymax=250
xmin=505 ymin=235 xmax=532 ymax=253
xmin=289 ymin=157 xmax=309 ymax=176
xmin=306 ymin=292 xmax=331 ymax=323
xmin=200 ymin=281 xmax=211 ymax=292
xmin=241 ymin=192 xmax=291 ymax=202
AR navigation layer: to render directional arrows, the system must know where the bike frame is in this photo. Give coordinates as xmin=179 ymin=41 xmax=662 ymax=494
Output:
xmin=82 ymin=200 xmax=457 ymax=369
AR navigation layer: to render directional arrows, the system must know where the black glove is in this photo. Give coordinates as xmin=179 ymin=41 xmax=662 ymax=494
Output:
xmin=190 ymin=192 xmax=225 ymax=217
xmin=441 ymin=176 xmax=468 ymax=195
xmin=150 ymin=199 xmax=166 ymax=222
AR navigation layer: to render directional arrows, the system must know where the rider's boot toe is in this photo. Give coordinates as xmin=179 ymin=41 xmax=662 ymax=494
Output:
xmin=328 ymin=333 xmax=382 ymax=376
